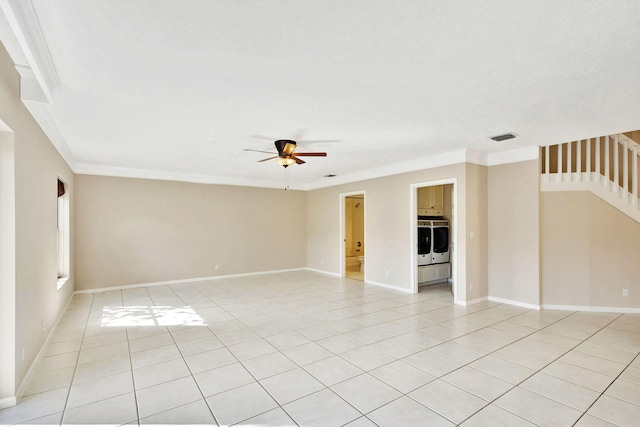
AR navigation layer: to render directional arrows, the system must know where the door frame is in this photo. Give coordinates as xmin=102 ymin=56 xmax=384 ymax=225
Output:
xmin=0 ymin=123 xmax=16 ymax=408
xmin=339 ymin=190 xmax=366 ymax=280
xmin=410 ymin=179 xmax=458 ymax=299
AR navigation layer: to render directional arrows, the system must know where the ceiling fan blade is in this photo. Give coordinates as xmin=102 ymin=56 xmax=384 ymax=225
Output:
xmin=244 ymin=148 xmax=277 ymax=154
xmin=258 ymin=156 xmax=280 ymax=162
xmin=292 ymin=152 xmax=327 ymax=157
xmin=294 ymin=157 xmax=306 ymax=165
xmin=297 ymin=139 xmax=340 ymax=144
xmin=250 ymin=135 xmax=276 ymax=141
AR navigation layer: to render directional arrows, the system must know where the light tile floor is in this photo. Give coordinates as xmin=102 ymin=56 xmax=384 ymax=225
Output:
xmin=1 ymin=271 xmax=640 ymax=426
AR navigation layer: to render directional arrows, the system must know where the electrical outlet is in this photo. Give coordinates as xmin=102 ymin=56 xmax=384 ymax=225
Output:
xmin=320 ymin=259 xmax=324 ymax=265
xmin=470 ymin=231 xmax=475 ymax=239
xmin=385 ymin=270 xmax=390 ymax=277
xmin=41 ymin=320 xmax=45 ymax=333
xmin=470 ymin=282 xmax=474 ymax=290
xmin=623 ymin=289 xmax=629 ymax=297
xmin=215 ymin=265 xmax=219 ymax=271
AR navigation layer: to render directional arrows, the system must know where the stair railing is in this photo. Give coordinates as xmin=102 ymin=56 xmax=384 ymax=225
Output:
xmin=541 ymin=133 xmax=640 ymax=209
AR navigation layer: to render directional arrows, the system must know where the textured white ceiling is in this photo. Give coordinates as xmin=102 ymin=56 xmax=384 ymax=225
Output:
xmin=4 ymin=0 xmax=640 ymax=189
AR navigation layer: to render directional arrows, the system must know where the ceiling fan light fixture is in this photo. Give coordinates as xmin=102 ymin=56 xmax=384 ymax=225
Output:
xmin=283 ymin=142 xmax=296 ymax=155
xmin=276 ymin=157 xmax=296 ymax=167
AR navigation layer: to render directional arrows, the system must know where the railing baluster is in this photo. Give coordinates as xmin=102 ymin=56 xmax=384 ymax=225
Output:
xmin=631 ymin=145 xmax=639 ymax=205
xmin=595 ymin=136 xmax=600 ymax=183
xmin=586 ymin=138 xmax=591 ymax=182
xmin=567 ymin=141 xmax=573 ymax=182
xmin=623 ymin=139 xmax=629 ymax=199
xmin=633 ymin=145 xmax=638 ymax=206
xmin=545 ymin=145 xmax=550 ymax=179
xmin=577 ymin=139 xmax=582 ymax=180
xmin=557 ymin=142 xmax=563 ymax=183
xmin=604 ymin=136 xmax=610 ymax=188
xmin=614 ymin=134 xmax=619 ymax=193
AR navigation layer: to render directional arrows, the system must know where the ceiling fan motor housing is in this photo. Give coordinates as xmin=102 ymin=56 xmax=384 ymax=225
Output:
xmin=275 ymin=139 xmax=297 ymax=156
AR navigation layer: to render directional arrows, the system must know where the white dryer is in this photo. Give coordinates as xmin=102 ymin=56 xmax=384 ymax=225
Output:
xmin=431 ymin=220 xmax=450 ymax=264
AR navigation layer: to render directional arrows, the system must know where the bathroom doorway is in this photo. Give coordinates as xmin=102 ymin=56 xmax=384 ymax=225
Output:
xmin=342 ymin=192 xmax=365 ymax=281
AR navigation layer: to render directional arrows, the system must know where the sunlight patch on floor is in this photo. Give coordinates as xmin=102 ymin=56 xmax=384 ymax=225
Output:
xmin=100 ymin=306 xmax=206 ymax=327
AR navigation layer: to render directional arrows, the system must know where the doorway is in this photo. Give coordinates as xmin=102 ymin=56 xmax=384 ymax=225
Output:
xmin=410 ymin=179 xmax=457 ymax=300
xmin=0 ymin=122 xmax=16 ymax=408
xmin=341 ymin=191 xmax=365 ymax=281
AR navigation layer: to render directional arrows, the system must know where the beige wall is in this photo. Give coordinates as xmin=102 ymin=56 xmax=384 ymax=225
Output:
xmin=541 ymin=191 xmax=640 ymax=308
xmin=0 ymin=42 xmax=75 ymax=404
xmin=307 ymin=164 xmax=470 ymax=299
xmin=465 ymin=164 xmax=488 ymax=301
xmin=488 ymin=160 xmax=540 ymax=306
xmin=74 ymin=175 xmax=307 ymax=290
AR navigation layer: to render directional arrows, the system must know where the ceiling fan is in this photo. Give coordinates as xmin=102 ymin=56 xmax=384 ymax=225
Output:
xmin=244 ymin=139 xmax=328 ymax=168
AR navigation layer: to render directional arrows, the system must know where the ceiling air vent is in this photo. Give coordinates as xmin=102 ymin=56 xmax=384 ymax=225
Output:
xmin=490 ymin=133 xmax=517 ymax=142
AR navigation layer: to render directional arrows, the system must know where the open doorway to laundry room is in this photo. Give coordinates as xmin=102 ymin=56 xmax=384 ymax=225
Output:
xmin=411 ymin=180 xmax=457 ymax=300
xmin=341 ymin=191 xmax=365 ymax=281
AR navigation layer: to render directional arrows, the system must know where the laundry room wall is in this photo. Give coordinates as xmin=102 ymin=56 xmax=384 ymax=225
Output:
xmin=487 ymin=159 xmax=540 ymax=307
xmin=465 ymin=163 xmax=488 ymax=302
xmin=306 ymin=162 xmax=469 ymax=300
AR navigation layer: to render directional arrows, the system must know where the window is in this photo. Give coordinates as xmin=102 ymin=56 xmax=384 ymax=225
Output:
xmin=57 ymin=178 xmax=69 ymax=290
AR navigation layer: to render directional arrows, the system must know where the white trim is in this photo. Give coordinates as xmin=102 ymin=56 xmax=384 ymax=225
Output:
xmin=74 ymin=164 xmax=301 ymax=191
xmin=339 ymin=190 xmax=366 ymax=281
xmin=0 ymin=126 xmax=15 ymax=409
xmin=305 ymin=267 xmax=341 ymax=278
xmin=0 ymin=0 xmax=59 ymax=102
xmin=409 ymin=178 xmax=458 ymax=302
xmin=485 ymin=145 xmax=540 ymax=166
xmin=488 ymin=296 xmax=540 ymax=310
xmin=73 ymin=268 xmax=307 ymax=295
xmin=457 ymin=296 xmax=489 ymax=306
xmin=14 ymin=293 xmax=73 ymax=406
xmin=541 ymin=174 xmax=640 ymax=224
xmin=19 ymin=99 xmax=75 ymax=169
xmin=0 ymin=396 xmax=16 ymax=410
xmin=364 ymin=279 xmax=412 ymax=294
xmin=306 ymin=150 xmax=468 ymax=190
xmin=542 ymin=304 xmax=640 ymax=314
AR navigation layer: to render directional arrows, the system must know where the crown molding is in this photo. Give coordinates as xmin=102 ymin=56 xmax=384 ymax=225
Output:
xmin=18 ymin=94 xmax=75 ymax=168
xmin=485 ymin=145 xmax=539 ymax=166
xmin=73 ymin=163 xmax=295 ymax=190
xmin=304 ymin=149 xmax=469 ymax=190
xmin=0 ymin=0 xmax=59 ymax=102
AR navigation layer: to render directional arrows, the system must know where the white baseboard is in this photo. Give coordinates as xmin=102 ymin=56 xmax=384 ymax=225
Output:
xmin=365 ymin=279 xmax=413 ymax=294
xmin=74 ymin=267 xmax=308 ymax=295
xmin=457 ymin=296 xmax=489 ymax=306
xmin=304 ymin=267 xmax=342 ymax=278
xmin=14 ymin=293 xmax=75 ymax=406
xmin=488 ymin=296 xmax=541 ymax=310
xmin=542 ymin=304 xmax=640 ymax=314
xmin=0 ymin=396 xmax=17 ymax=410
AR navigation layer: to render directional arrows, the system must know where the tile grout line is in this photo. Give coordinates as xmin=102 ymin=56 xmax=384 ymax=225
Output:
xmin=13 ymin=274 xmax=640 ymax=427
xmin=454 ymin=311 xmax=627 ymax=426
xmin=56 ymin=292 xmax=96 ymax=425
xmin=570 ymin=347 xmax=640 ymax=426
xmin=150 ymin=284 xmax=222 ymax=426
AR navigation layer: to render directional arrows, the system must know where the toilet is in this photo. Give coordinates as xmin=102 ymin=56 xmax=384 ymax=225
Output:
xmin=357 ymin=256 xmax=365 ymax=272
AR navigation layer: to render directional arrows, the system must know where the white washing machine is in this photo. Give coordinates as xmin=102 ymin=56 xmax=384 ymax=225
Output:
xmin=431 ymin=219 xmax=450 ymax=264
xmin=417 ymin=220 xmax=433 ymax=266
